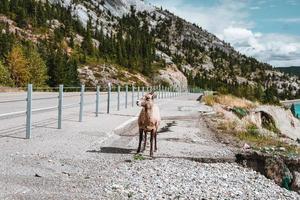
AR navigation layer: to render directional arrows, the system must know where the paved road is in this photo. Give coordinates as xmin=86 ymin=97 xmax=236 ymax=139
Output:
xmin=281 ymin=99 xmax=300 ymax=106
xmin=0 ymin=90 xmax=176 ymax=139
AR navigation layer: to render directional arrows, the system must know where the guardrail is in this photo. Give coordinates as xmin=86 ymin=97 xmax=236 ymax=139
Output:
xmin=0 ymin=83 xmax=188 ymax=139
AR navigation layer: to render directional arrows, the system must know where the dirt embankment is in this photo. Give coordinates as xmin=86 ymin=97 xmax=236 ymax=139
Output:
xmin=201 ymin=94 xmax=300 ymax=193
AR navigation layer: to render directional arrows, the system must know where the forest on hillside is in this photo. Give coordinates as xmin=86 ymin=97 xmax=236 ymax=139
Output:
xmin=0 ymin=0 xmax=156 ymax=88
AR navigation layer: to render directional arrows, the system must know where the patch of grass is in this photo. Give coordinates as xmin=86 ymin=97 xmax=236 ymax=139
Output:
xmin=238 ymin=127 xmax=300 ymax=155
xmin=202 ymin=95 xmax=215 ymax=106
xmin=217 ymin=120 xmax=237 ymax=132
xmin=214 ymin=119 xmax=299 ymax=156
xmin=133 ymin=154 xmax=145 ymax=161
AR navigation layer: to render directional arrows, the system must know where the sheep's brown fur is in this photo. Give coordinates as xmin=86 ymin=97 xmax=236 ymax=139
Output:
xmin=136 ymin=92 xmax=161 ymax=157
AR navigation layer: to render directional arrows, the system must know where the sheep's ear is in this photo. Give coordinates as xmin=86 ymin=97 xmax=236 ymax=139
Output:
xmin=152 ymin=93 xmax=157 ymax=99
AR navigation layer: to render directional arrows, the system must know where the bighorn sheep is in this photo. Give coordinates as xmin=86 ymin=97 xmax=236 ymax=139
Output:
xmin=136 ymin=91 xmax=161 ymax=157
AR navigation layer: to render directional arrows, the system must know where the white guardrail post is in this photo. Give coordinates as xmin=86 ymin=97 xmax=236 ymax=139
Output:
xmin=158 ymin=85 xmax=161 ymax=99
xmin=125 ymin=85 xmax=128 ymax=109
xmin=117 ymin=85 xmax=120 ymax=111
xmin=132 ymin=84 xmax=134 ymax=107
xmin=58 ymin=84 xmax=63 ymax=129
xmin=96 ymin=85 xmax=100 ymax=117
xmin=79 ymin=85 xmax=85 ymax=122
xmin=107 ymin=83 xmax=111 ymax=114
xmin=137 ymin=86 xmax=140 ymax=100
xmin=26 ymin=84 xmax=33 ymax=139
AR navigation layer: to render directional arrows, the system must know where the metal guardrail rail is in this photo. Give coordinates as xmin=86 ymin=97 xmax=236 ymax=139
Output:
xmin=0 ymin=83 xmax=190 ymax=139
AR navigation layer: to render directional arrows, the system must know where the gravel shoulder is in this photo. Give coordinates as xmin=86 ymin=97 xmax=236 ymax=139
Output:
xmin=1 ymin=94 xmax=299 ymax=199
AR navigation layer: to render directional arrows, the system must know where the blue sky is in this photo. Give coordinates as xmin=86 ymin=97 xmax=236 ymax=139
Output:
xmin=148 ymin=0 xmax=300 ymax=67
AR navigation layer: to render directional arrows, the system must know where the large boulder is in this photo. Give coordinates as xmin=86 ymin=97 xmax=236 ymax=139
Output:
xmin=254 ymin=105 xmax=300 ymax=141
xmin=154 ymin=64 xmax=188 ymax=90
xmin=265 ymin=157 xmax=293 ymax=189
xmin=292 ymin=171 xmax=300 ymax=194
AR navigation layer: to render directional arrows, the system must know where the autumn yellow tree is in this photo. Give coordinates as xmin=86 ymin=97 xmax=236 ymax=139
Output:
xmin=7 ymin=45 xmax=30 ymax=87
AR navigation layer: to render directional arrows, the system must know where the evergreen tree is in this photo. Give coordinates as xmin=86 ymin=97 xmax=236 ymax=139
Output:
xmin=263 ymin=85 xmax=279 ymax=104
xmin=27 ymin=48 xmax=48 ymax=87
xmin=0 ymin=61 xmax=13 ymax=86
xmin=254 ymin=84 xmax=264 ymax=101
xmin=81 ymin=18 xmax=94 ymax=56
xmin=0 ymin=0 xmax=10 ymax=14
xmin=16 ymin=7 xmax=27 ymax=28
xmin=0 ymin=31 xmax=15 ymax=59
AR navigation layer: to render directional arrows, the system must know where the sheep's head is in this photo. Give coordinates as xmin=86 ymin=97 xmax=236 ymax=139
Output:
xmin=136 ymin=91 xmax=157 ymax=108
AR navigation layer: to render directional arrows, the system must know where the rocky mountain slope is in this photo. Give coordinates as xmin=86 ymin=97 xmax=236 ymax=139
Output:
xmin=0 ymin=0 xmax=299 ymax=101
xmin=48 ymin=0 xmax=299 ymax=96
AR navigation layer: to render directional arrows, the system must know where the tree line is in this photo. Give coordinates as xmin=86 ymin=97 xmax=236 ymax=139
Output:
xmin=0 ymin=1 xmax=156 ymax=88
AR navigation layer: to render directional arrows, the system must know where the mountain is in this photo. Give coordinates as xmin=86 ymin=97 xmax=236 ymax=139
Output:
xmin=0 ymin=0 xmax=299 ymax=103
xmin=276 ymin=67 xmax=300 ymax=78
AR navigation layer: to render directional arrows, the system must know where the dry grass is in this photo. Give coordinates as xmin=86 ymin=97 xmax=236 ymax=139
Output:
xmin=0 ymin=87 xmax=23 ymax=92
xmin=202 ymin=95 xmax=215 ymax=106
xmin=217 ymin=120 xmax=238 ymax=132
xmin=202 ymin=94 xmax=257 ymax=109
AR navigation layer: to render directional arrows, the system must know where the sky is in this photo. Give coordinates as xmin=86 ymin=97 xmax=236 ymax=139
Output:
xmin=148 ymin=0 xmax=300 ymax=67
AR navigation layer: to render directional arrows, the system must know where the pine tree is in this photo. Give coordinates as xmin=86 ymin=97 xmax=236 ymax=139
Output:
xmin=7 ymin=45 xmax=30 ymax=87
xmin=81 ymin=18 xmax=94 ymax=56
xmin=0 ymin=31 xmax=15 ymax=59
xmin=16 ymin=7 xmax=27 ymax=28
xmin=0 ymin=0 xmax=10 ymax=13
xmin=254 ymin=83 xmax=264 ymax=101
xmin=0 ymin=60 xmax=13 ymax=86
xmin=27 ymin=48 xmax=48 ymax=87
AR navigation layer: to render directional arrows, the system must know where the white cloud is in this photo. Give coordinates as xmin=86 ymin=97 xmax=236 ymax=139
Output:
xmin=150 ymin=0 xmax=252 ymax=34
xmin=223 ymin=29 xmax=300 ymax=67
xmin=149 ymin=0 xmax=300 ymax=67
xmin=250 ymin=6 xmax=261 ymax=10
xmin=271 ymin=18 xmax=300 ymax=23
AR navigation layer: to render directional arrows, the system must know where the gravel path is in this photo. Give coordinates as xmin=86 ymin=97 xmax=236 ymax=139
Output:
xmin=102 ymin=158 xmax=300 ymax=200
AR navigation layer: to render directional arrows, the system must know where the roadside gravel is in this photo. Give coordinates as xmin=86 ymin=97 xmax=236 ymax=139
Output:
xmin=103 ymin=158 xmax=300 ymax=200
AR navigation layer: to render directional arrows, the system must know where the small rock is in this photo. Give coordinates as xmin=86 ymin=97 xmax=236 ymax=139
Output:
xmin=278 ymin=147 xmax=286 ymax=151
xmin=242 ymin=143 xmax=251 ymax=151
xmin=62 ymin=171 xmax=71 ymax=176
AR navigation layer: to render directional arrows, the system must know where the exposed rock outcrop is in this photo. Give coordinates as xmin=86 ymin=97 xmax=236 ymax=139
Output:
xmin=78 ymin=64 xmax=150 ymax=87
xmin=254 ymin=106 xmax=300 ymax=141
xmin=154 ymin=64 xmax=188 ymax=90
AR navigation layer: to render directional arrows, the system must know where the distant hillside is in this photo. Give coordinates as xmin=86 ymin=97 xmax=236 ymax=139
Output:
xmin=0 ymin=0 xmax=300 ymax=103
xmin=276 ymin=67 xmax=300 ymax=77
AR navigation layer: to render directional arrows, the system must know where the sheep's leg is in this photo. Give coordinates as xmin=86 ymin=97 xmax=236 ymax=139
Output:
xmin=142 ymin=131 xmax=147 ymax=152
xmin=137 ymin=129 xmax=143 ymax=153
xmin=154 ymin=130 xmax=157 ymax=152
xmin=150 ymin=130 xmax=154 ymax=157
